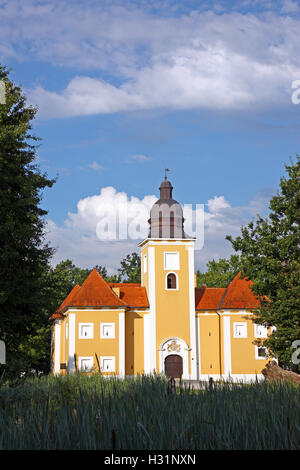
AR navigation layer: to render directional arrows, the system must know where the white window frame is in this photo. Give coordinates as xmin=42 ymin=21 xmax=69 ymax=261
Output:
xmin=165 ymin=271 xmax=179 ymax=291
xmin=100 ymin=356 xmax=115 ymax=373
xmin=78 ymin=356 xmax=94 ymax=372
xmin=233 ymin=322 xmax=247 ymax=338
xmin=254 ymin=324 xmax=268 ymax=338
xmin=78 ymin=323 xmax=94 ymax=339
xmin=164 ymin=252 xmax=180 ymax=271
xmin=100 ymin=322 xmax=115 ymax=339
xmin=255 ymin=345 xmax=268 ymax=360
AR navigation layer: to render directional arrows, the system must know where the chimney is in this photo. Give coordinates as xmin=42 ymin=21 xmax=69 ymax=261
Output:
xmin=112 ymin=287 xmax=120 ymax=298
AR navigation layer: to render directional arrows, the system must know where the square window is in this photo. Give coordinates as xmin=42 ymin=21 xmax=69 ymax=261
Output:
xmin=255 ymin=346 xmax=268 ymax=359
xmin=100 ymin=356 xmax=115 ymax=372
xmin=164 ymin=252 xmax=180 ymax=270
xmin=254 ymin=324 xmax=268 ymax=338
xmin=79 ymin=357 xmax=93 ymax=371
xmin=100 ymin=323 xmax=115 ymax=339
xmin=233 ymin=323 xmax=247 ymax=338
xmin=79 ymin=323 xmax=93 ymax=339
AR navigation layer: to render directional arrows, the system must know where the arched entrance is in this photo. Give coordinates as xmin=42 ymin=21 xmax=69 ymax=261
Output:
xmin=164 ymin=354 xmax=183 ymax=378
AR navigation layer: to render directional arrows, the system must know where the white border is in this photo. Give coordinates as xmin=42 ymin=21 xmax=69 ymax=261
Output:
xmin=165 ymin=271 xmax=179 ymax=290
xmin=188 ymin=245 xmax=197 ymax=380
xmin=144 ymin=246 xmax=156 ymax=373
xmin=255 ymin=345 xmax=268 ymax=360
xmin=68 ymin=313 xmax=76 ymax=373
xmin=100 ymin=356 xmax=116 ymax=372
xmin=223 ymin=316 xmax=232 ymax=378
xmin=100 ymin=322 xmax=115 ymax=339
xmin=78 ymin=322 xmax=94 ymax=339
xmin=254 ymin=324 xmax=268 ymax=338
xmin=233 ymin=322 xmax=247 ymax=338
xmin=164 ymin=252 xmax=180 ymax=270
xmin=78 ymin=356 xmax=94 ymax=371
xmin=159 ymin=337 xmax=190 ymax=379
xmin=54 ymin=321 xmax=61 ymax=375
xmin=119 ymin=312 xmax=125 ymax=377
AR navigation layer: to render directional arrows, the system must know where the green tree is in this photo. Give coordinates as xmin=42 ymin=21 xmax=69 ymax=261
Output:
xmin=93 ymin=265 xmax=121 ymax=283
xmin=227 ymin=156 xmax=300 ymax=370
xmin=47 ymin=259 xmax=90 ymax=312
xmin=118 ymin=252 xmax=141 ymax=283
xmin=0 ymin=65 xmax=55 ymax=375
xmin=196 ymin=255 xmax=240 ymax=288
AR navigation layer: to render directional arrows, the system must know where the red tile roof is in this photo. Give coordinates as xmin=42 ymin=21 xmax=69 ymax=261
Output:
xmin=67 ymin=269 xmax=127 ymax=308
xmin=195 ymin=273 xmax=261 ymax=310
xmin=219 ymin=272 xmax=261 ymax=309
xmin=108 ymin=283 xmax=149 ymax=308
xmin=50 ymin=272 xmax=149 ymax=318
xmin=195 ymin=287 xmax=226 ymax=310
xmin=51 ymin=270 xmax=261 ymax=319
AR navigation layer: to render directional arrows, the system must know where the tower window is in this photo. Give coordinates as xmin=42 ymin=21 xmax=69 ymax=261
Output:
xmin=170 ymin=211 xmax=174 ymax=238
xmin=159 ymin=211 xmax=162 ymax=238
xmin=167 ymin=273 xmax=177 ymax=289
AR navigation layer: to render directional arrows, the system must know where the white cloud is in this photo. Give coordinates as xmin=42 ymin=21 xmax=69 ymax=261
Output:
xmin=0 ymin=1 xmax=298 ymax=116
xmin=88 ymin=162 xmax=104 ymax=171
xmin=126 ymin=154 xmax=151 ymax=162
xmin=46 ymin=186 xmax=269 ymax=272
xmin=281 ymin=0 xmax=299 ymax=13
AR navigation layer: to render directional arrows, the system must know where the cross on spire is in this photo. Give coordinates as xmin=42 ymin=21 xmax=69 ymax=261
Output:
xmin=164 ymin=168 xmax=170 ymax=180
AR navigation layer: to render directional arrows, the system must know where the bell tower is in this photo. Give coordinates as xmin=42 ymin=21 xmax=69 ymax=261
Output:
xmin=139 ymin=173 xmax=198 ymax=379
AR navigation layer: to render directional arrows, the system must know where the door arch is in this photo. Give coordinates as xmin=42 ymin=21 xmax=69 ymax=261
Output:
xmin=159 ymin=337 xmax=190 ymax=379
xmin=164 ymin=354 xmax=183 ymax=378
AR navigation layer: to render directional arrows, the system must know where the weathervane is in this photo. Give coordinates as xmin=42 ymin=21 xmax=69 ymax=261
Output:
xmin=164 ymin=168 xmax=170 ymax=180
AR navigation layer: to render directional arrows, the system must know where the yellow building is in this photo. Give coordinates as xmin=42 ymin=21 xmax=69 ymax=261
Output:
xmin=50 ymin=177 xmax=270 ymax=382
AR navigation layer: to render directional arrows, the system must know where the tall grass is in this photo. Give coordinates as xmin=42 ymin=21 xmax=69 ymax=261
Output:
xmin=0 ymin=374 xmax=299 ymax=450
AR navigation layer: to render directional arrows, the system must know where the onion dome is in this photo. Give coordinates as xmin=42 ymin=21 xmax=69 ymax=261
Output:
xmin=148 ymin=175 xmax=187 ymax=238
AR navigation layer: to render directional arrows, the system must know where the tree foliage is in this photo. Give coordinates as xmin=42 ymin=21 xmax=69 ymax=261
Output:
xmin=196 ymin=255 xmax=240 ymax=288
xmin=227 ymin=156 xmax=300 ymax=369
xmin=0 ymin=65 xmax=55 ymax=374
xmin=117 ymin=252 xmax=141 ymax=283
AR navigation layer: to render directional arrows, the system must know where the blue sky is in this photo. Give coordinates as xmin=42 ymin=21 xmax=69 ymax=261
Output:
xmin=1 ymin=0 xmax=300 ymax=272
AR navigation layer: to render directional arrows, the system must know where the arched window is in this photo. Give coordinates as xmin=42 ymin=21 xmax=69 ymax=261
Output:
xmin=167 ymin=272 xmax=177 ymax=289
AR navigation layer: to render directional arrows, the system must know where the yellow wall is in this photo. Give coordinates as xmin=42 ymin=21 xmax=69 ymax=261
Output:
xmin=229 ymin=313 xmax=269 ymax=375
xmin=199 ymin=314 xmax=221 ymax=375
xmin=125 ymin=310 xmax=145 ymax=375
xmin=59 ymin=309 xmax=123 ymax=375
xmin=197 ymin=311 xmax=269 ymax=377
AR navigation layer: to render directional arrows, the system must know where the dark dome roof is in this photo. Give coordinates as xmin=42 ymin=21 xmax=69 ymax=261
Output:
xmin=148 ymin=177 xmax=188 ymax=238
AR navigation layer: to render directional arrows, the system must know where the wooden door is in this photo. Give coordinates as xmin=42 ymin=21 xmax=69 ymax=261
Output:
xmin=165 ymin=354 xmax=183 ymax=378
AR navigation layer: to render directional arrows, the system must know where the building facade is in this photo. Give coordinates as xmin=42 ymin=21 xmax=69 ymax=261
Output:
xmin=51 ymin=177 xmax=270 ymax=382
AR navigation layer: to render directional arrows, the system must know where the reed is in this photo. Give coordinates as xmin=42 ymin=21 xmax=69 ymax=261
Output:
xmin=0 ymin=374 xmax=299 ymax=450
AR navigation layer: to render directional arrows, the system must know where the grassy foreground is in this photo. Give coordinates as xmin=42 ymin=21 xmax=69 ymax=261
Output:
xmin=0 ymin=374 xmax=299 ymax=450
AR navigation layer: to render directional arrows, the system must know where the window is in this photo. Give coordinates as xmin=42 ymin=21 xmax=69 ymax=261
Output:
xmin=166 ymin=272 xmax=177 ymax=290
xmin=233 ymin=322 xmax=247 ymax=338
xmin=254 ymin=324 xmax=268 ymax=338
xmin=100 ymin=356 xmax=115 ymax=372
xmin=164 ymin=252 xmax=180 ymax=270
xmin=170 ymin=211 xmax=174 ymax=238
xmin=79 ymin=357 xmax=93 ymax=372
xmin=100 ymin=323 xmax=115 ymax=339
xmin=255 ymin=346 xmax=268 ymax=360
xmin=79 ymin=323 xmax=93 ymax=339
